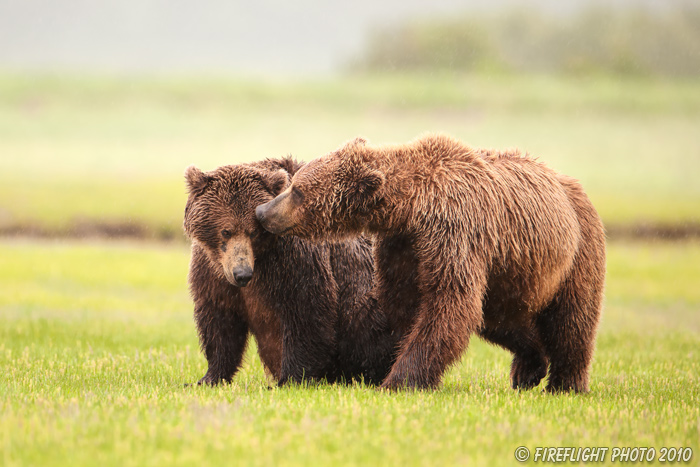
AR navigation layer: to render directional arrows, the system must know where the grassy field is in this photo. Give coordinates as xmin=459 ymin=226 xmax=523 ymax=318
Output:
xmin=1 ymin=74 xmax=699 ymax=465
xmin=0 ymin=239 xmax=699 ymax=466
xmin=0 ymin=74 xmax=699 ymax=236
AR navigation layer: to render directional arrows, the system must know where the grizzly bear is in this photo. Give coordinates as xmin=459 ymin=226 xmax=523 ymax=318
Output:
xmin=256 ymin=134 xmax=606 ymax=392
xmin=183 ymin=157 xmax=395 ymax=386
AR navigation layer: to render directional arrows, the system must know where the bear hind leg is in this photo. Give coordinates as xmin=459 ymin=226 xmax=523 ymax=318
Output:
xmin=536 ymin=256 xmax=604 ymax=393
xmin=479 ymin=327 xmax=548 ymax=390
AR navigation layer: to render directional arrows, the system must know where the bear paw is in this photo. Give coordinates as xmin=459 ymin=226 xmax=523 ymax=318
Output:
xmin=510 ymin=353 xmax=548 ymax=390
xmin=190 ymin=372 xmax=231 ymax=387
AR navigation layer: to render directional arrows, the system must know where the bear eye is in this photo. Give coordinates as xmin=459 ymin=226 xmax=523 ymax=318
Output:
xmin=221 ymin=229 xmax=232 ymax=239
xmin=292 ymin=186 xmax=304 ymax=203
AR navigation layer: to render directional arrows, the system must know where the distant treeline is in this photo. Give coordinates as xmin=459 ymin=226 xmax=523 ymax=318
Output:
xmin=352 ymin=6 xmax=700 ymax=77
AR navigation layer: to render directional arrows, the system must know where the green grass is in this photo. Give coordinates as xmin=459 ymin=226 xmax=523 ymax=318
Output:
xmin=1 ymin=239 xmax=699 ymax=466
xmin=0 ymin=74 xmax=699 ymax=236
xmin=1 ymin=73 xmax=699 ymax=464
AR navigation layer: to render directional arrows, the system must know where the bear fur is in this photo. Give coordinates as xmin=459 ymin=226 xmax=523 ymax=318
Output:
xmin=183 ymin=157 xmax=396 ymax=386
xmin=256 ymin=134 xmax=606 ymax=392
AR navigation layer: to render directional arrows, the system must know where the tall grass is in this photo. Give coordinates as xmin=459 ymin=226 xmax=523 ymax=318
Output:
xmin=353 ymin=5 xmax=700 ymax=77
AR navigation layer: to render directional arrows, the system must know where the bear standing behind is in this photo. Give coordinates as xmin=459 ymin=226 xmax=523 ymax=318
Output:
xmin=184 ymin=157 xmax=395 ymax=386
xmin=256 ymin=134 xmax=606 ymax=392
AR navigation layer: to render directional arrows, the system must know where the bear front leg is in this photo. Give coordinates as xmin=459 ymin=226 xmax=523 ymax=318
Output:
xmin=189 ymin=244 xmax=250 ymax=386
xmin=277 ymin=301 xmax=339 ymax=386
xmin=271 ymin=256 xmax=340 ymax=386
xmin=380 ymin=259 xmax=487 ymax=390
xmin=194 ymin=304 xmax=249 ymax=385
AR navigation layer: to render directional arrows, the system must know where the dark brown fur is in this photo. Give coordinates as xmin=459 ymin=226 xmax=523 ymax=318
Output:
xmin=256 ymin=135 xmax=606 ymax=392
xmin=184 ymin=157 xmax=395 ymax=386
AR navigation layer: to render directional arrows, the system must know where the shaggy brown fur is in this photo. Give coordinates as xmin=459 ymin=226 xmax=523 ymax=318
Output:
xmin=256 ymin=134 xmax=606 ymax=392
xmin=184 ymin=157 xmax=396 ymax=386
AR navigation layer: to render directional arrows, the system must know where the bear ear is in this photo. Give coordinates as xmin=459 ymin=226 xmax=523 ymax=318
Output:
xmin=339 ymin=136 xmax=368 ymax=152
xmin=339 ymin=137 xmax=370 ymax=164
xmin=351 ymin=167 xmax=384 ymax=203
xmin=263 ymin=168 xmax=292 ymax=196
xmin=185 ymin=165 xmax=211 ymax=196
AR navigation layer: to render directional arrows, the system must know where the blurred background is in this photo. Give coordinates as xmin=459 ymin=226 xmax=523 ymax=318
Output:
xmin=0 ymin=0 xmax=698 ymax=240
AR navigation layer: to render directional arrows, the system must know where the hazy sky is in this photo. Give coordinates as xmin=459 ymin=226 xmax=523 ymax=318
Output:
xmin=0 ymin=0 xmax=680 ymax=76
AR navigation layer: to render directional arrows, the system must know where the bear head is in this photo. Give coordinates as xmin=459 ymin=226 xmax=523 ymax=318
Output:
xmin=256 ymin=138 xmax=384 ymax=239
xmin=183 ymin=159 xmax=295 ymax=287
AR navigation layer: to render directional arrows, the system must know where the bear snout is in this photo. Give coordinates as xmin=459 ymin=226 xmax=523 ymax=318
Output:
xmin=255 ymin=203 xmax=269 ymax=225
xmin=230 ymin=265 xmax=253 ymax=287
xmin=256 ymin=196 xmax=292 ymax=235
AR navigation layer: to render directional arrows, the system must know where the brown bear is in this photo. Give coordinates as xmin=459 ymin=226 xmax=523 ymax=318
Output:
xmin=183 ymin=157 xmax=396 ymax=386
xmin=256 ymin=134 xmax=606 ymax=392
